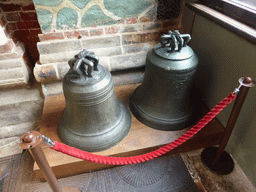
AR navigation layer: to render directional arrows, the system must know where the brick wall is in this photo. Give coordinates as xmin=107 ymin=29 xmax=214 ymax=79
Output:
xmin=32 ymin=0 xmax=183 ymax=96
xmin=0 ymin=5 xmax=32 ymax=89
xmin=0 ymin=0 xmax=41 ymax=66
xmin=0 ymin=1 xmax=44 ymax=156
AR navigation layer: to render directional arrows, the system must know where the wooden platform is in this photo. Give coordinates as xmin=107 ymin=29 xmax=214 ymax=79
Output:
xmin=34 ymin=84 xmax=224 ymax=181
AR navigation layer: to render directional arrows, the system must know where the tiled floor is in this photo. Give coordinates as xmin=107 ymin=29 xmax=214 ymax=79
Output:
xmin=0 ymin=148 xmax=255 ymax=192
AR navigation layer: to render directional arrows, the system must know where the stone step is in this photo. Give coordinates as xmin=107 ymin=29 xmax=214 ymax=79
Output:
xmin=0 ymin=85 xmax=44 ymax=140
xmin=0 ymin=52 xmax=21 ymax=61
xmin=0 ymin=66 xmax=30 ymax=89
xmin=0 ymin=136 xmax=22 ymax=158
xmin=38 ymin=43 xmax=153 ymax=65
xmin=34 ymin=51 xmax=147 ymax=84
xmin=0 ymin=78 xmax=28 ymax=89
xmin=39 ymin=46 xmax=122 ymax=64
xmin=0 ymin=122 xmax=40 ymax=140
xmin=0 ymin=99 xmax=43 ymax=130
xmin=0 ymin=57 xmax=24 ymax=70
xmin=0 ymin=86 xmax=43 ymax=107
xmin=0 ymin=67 xmax=25 ymax=80
xmin=37 ymin=33 xmax=157 ymax=65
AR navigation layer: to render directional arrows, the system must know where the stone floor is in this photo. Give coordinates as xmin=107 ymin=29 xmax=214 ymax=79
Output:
xmin=0 ymin=148 xmax=255 ymax=192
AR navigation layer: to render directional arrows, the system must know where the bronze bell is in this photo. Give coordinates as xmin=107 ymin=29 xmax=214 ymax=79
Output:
xmin=129 ymin=31 xmax=201 ymax=131
xmin=58 ymin=50 xmax=131 ymax=152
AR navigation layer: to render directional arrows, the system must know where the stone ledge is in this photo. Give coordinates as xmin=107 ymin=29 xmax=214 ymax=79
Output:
xmin=0 ymin=53 xmax=21 ymax=61
xmin=0 ymin=136 xmax=23 ymax=158
xmin=0 ymin=78 xmax=29 ymax=90
xmin=34 ymin=57 xmax=111 ymax=84
xmin=0 ymin=67 xmax=26 ymax=80
xmin=34 ymin=51 xmax=147 ymax=84
xmin=37 ymin=39 xmax=82 ymax=55
xmin=0 ymin=122 xmax=40 ymax=140
xmin=36 ymin=32 xmax=160 ymax=65
xmin=0 ymin=42 xmax=31 ymax=89
xmin=0 ymin=85 xmax=43 ymax=106
xmin=0 ymin=85 xmax=44 ymax=141
xmin=110 ymin=52 xmax=147 ymax=71
xmin=0 ymin=57 xmax=24 ymax=69
xmin=37 ymin=35 xmax=122 ymax=56
xmin=39 ymin=46 xmax=122 ymax=64
xmin=0 ymin=99 xmax=43 ymax=129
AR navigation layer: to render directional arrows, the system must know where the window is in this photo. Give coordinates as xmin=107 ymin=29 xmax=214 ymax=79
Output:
xmin=199 ymin=0 xmax=256 ymax=29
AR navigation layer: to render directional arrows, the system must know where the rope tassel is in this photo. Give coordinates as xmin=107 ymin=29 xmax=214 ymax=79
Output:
xmin=50 ymin=93 xmax=236 ymax=165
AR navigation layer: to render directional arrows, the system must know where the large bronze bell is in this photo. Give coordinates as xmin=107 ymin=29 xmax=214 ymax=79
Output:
xmin=58 ymin=50 xmax=131 ymax=152
xmin=129 ymin=31 xmax=201 ymax=131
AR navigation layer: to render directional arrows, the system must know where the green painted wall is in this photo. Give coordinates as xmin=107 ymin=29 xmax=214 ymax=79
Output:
xmin=33 ymin=0 xmax=157 ymax=31
xmin=189 ymin=14 xmax=256 ymax=186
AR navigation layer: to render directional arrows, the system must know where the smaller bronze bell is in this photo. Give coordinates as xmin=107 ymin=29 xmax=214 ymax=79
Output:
xmin=58 ymin=50 xmax=131 ymax=152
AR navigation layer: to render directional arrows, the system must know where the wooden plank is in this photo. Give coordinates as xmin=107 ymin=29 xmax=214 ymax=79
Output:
xmin=34 ymin=83 xmax=224 ymax=181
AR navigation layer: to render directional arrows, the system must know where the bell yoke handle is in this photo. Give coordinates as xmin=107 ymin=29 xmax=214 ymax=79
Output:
xmin=68 ymin=49 xmax=99 ymax=77
xmin=160 ymin=30 xmax=191 ymax=51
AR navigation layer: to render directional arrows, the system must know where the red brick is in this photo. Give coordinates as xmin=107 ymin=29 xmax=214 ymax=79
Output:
xmin=1 ymin=0 xmax=12 ymax=2
xmin=122 ymin=32 xmax=161 ymax=44
xmin=30 ymin=29 xmax=42 ymax=36
xmin=77 ymin=29 xmax=89 ymax=37
xmin=5 ymin=23 xmax=16 ymax=34
xmin=5 ymin=12 xmax=21 ymax=21
xmin=29 ymin=29 xmax=41 ymax=42
xmin=139 ymin=16 xmax=153 ymax=23
xmin=0 ymin=3 xmax=21 ymax=12
xmin=89 ymin=28 xmax=103 ymax=36
xmin=162 ymin=20 xmax=179 ymax=29
xmin=0 ymin=15 xmax=7 ymax=27
xmin=143 ymin=22 xmax=162 ymax=30
xmin=105 ymin=26 xmax=120 ymax=34
xmin=21 ymin=3 xmax=35 ymax=11
xmin=26 ymin=43 xmax=39 ymax=64
xmin=7 ymin=22 xmax=17 ymax=30
xmin=39 ymin=32 xmax=65 ymax=41
xmin=16 ymin=20 xmax=40 ymax=29
xmin=5 ymin=24 xmax=11 ymax=34
xmin=126 ymin=17 xmax=138 ymax=24
xmin=14 ymin=29 xmax=30 ymax=41
xmin=20 ymin=12 xmax=37 ymax=20
xmin=64 ymin=31 xmax=80 ymax=39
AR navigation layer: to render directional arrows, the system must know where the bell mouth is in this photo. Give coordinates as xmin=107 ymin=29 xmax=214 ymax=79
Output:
xmin=58 ymin=102 xmax=131 ymax=152
xmin=129 ymin=87 xmax=202 ymax=131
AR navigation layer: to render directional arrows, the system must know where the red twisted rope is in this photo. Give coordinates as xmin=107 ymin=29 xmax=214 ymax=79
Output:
xmin=51 ymin=93 xmax=236 ymax=165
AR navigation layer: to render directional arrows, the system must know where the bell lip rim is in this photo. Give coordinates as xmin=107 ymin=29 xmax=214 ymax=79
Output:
xmin=57 ymin=102 xmax=132 ymax=152
xmin=129 ymin=94 xmax=202 ymax=131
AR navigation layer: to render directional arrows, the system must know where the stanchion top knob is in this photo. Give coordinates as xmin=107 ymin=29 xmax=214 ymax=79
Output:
xmin=239 ymin=77 xmax=255 ymax=87
xmin=19 ymin=131 xmax=42 ymax=149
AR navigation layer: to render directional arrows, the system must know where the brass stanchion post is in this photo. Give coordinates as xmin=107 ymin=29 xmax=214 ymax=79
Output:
xmin=20 ymin=131 xmax=81 ymax=192
xmin=201 ymin=77 xmax=255 ymax=175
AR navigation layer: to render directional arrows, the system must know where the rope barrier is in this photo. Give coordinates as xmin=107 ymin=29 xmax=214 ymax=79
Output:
xmin=48 ymin=92 xmax=236 ymax=165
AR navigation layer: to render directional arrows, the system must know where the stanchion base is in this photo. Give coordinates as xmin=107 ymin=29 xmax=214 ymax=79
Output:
xmin=201 ymin=146 xmax=234 ymax=175
xmin=62 ymin=186 xmax=81 ymax=192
